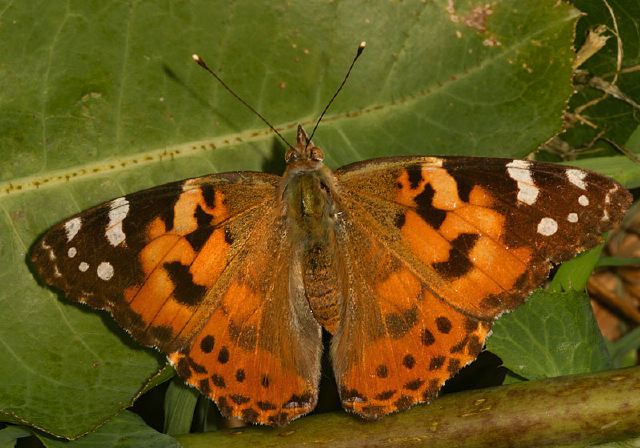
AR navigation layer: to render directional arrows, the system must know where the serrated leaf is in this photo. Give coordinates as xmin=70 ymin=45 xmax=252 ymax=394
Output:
xmin=36 ymin=411 xmax=180 ymax=448
xmin=0 ymin=0 xmax=581 ymax=438
xmin=487 ymin=289 xmax=611 ymax=380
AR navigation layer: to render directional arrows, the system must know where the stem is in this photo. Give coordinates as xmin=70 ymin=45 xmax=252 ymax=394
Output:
xmin=176 ymin=366 xmax=640 ymax=447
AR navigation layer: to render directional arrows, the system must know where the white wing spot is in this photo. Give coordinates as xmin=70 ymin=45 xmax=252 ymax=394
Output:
xmin=578 ymin=195 xmax=590 ymax=206
xmin=602 ymin=209 xmax=610 ymax=221
xmin=97 ymin=261 xmax=114 ymax=281
xmin=106 ymin=197 xmax=130 ymax=247
xmin=64 ymin=218 xmax=82 ymax=242
xmin=566 ymin=169 xmax=587 ymax=190
xmin=68 ymin=247 xmax=77 ymax=258
xmin=79 ymin=262 xmax=90 ymax=272
xmin=567 ymin=213 xmax=578 ymax=223
xmin=506 ymin=160 xmax=539 ymax=205
xmin=53 ymin=265 xmax=62 ymax=278
xmin=537 ymin=217 xmax=558 ymax=236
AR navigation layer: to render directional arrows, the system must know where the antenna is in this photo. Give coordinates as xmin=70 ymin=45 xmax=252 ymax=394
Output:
xmin=191 ymin=54 xmax=293 ymax=148
xmin=305 ymin=41 xmax=366 ymax=147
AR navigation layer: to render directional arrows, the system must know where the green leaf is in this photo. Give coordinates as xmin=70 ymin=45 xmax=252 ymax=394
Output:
xmin=0 ymin=0 xmax=581 ymax=439
xmin=564 ymin=0 xmax=640 ymax=155
xmin=36 ymin=411 xmax=180 ymax=448
xmin=163 ymin=379 xmax=198 ymax=436
xmin=597 ymin=256 xmax=640 ymax=267
xmin=548 ymin=244 xmax=604 ymax=292
xmin=608 ymin=326 xmax=640 ymax=369
xmin=0 ymin=426 xmax=32 ymax=448
xmin=487 ymin=289 xmax=611 ymax=380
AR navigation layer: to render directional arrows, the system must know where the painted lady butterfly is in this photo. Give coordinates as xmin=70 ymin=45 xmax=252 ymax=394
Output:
xmin=30 ymin=46 xmax=631 ymax=426
xmin=31 ymin=124 xmax=630 ymax=425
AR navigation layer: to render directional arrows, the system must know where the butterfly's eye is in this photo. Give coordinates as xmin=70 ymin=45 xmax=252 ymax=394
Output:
xmin=285 ymin=148 xmax=299 ymax=163
xmin=309 ymin=147 xmax=324 ymax=162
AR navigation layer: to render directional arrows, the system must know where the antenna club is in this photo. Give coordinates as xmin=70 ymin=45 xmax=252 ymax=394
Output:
xmin=192 ymin=54 xmax=201 ymax=62
xmin=356 ymin=41 xmax=366 ymax=56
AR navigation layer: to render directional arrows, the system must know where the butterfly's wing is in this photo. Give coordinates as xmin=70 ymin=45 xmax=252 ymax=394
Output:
xmin=331 ymin=156 xmax=631 ymax=418
xmin=31 ymin=172 xmax=323 ymax=425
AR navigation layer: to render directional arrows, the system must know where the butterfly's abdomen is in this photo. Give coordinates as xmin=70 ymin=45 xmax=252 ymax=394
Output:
xmin=285 ymin=170 xmax=343 ymax=333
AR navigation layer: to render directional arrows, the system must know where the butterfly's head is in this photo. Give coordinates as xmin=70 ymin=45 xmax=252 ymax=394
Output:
xmin=285 ymin=125 xmax=325 ymax=167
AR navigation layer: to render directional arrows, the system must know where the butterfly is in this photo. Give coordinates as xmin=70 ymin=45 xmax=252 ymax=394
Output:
xmin=30 ymin=122 xmax=631 ymax=426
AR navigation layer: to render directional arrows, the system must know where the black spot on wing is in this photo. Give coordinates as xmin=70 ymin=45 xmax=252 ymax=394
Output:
xmin=257 ymin=401 xmax=277 ymax=410
xmin=200 ymin=335 xmax=215 ymax=353
xmin=211 ymin=374 xmax=226 ymax=388
xmin=421 ymin=328 xmax=435 ymax=346
xmin=200 ymin=184 xmax=216 ymax=209
xmin=404 ymin=379 xmax=425 ymax=391
xmin=414 ymin=183 xmax=447 ymax=229
xmin=224 ymin=227 xmax=234 ymax=245
xmin=176 ymin=357 xmax=191 ymax=379
xmin=230 ymin=394 xmax=250 ymax=404
xmin=376 ymin=364 xmax=389 ymax=378
xmin=217 ymin=346 xmax=230 ymax=364
xmin=407 ymin=164 xmax=423 ymax=189
xmin=436 ymin=316 xmax=452 ymax=334
xmin=164 ymin=261 xmax=207 ymax=306
xmin=403 ymin=354 xmax=416 ymax=369
xmin=375 ymin=390 xmax=396 ymax=400
xmin=185 ymin=205 xmax=214 ymax=251
xmin=432 ymin=233 xmax=479 ymax=278
xmin=429 ymin=356 xmax=445 ymax=370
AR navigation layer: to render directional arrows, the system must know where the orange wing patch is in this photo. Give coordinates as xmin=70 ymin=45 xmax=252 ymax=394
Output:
xmin=122 ymin=185 xmax=233 ymax=347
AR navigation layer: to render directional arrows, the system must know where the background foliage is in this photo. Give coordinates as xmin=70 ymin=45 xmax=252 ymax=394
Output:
xmin=0 ymin=0 xmax=638 ymax=446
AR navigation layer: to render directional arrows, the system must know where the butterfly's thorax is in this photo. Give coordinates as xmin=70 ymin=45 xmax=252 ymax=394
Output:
xmin=282 ymin=156 xmax=343 ymax=334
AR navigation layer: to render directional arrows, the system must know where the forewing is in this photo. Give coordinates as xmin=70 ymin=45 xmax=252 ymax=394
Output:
xmin=331 ymin=156 xmax=630 ymax=418
xmin=336 ymin=156 xmax=631 ymax=319
xmin=31 ymin=172 xmax=278 ymax=352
